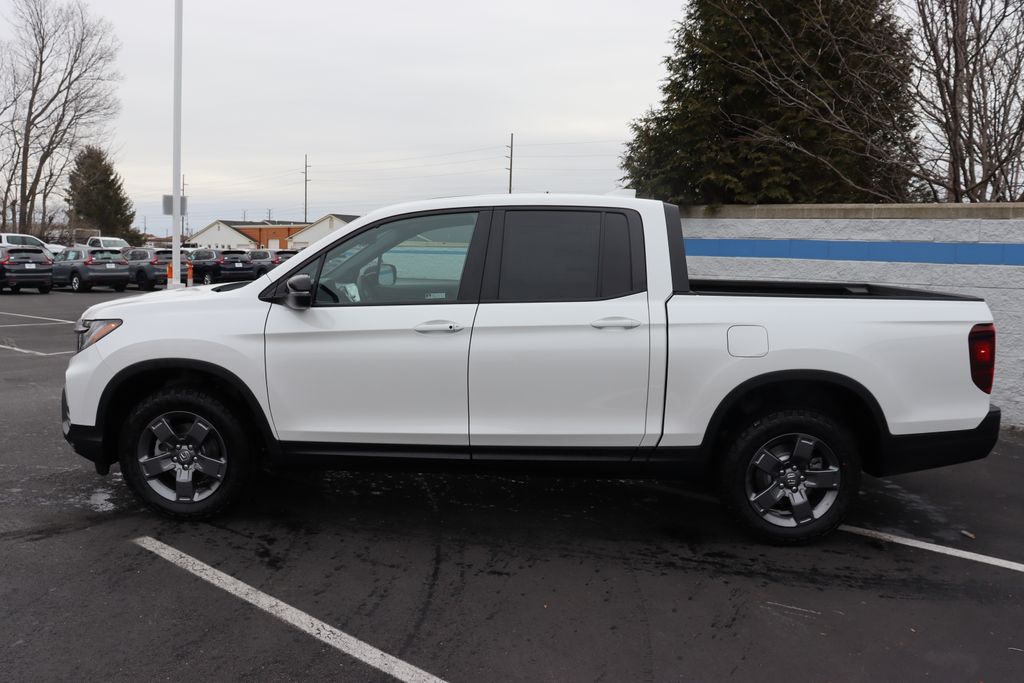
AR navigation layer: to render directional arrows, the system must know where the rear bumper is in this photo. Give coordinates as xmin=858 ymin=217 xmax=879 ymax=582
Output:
xmin=84 ymin=271 xmax=129 ymax=284
xmin=3 ymin=273 xmax=52 ymax=286
xmin=871 ymin=406 xmax=1001 ymax=477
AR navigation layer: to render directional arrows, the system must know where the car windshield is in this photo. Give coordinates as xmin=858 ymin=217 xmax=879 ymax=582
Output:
xmin=100 ymin=237 xmax=130 ymax=248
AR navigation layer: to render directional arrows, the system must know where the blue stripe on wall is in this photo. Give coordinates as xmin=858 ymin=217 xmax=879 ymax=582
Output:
xmin=684 ymin=238 xmax=1024 ymax=266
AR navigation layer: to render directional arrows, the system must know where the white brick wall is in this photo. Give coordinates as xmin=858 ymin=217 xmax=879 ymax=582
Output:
xmin=682 ymin=217 xmax=1024 ymax=427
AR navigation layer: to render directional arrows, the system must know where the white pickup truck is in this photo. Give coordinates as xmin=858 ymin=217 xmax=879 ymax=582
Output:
xmin=62 ymin=195 xmax=1000 ymax=542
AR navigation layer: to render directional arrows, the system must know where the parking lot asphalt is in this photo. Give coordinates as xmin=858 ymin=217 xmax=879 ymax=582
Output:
xmin=1 ymin=288 xmax=1023 ymax=681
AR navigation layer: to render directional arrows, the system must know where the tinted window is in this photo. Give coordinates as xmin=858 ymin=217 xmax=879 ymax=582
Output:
xmin=315 ymin=212 xmax=477 ymax=306
xmin=251 ymin=251 xmax=269 ymax=260
xmin=600 ymin=213 xmax=632 ymax=298
xmin=495 ymin=210 xmax=637 ymax=302
xmin=90 ymin=250 xmax=122 ymax=261
xmin=498 ymin=211 xmax=601 ymax=301
xmin=7 ymin=249 xmax=48 ymax=262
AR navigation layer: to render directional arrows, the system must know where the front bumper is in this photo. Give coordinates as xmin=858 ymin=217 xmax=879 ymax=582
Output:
xmin=871 ymin=406 xmax=1001 ymax=477
xmin=62 ymin=390 xmax=109 ymax=473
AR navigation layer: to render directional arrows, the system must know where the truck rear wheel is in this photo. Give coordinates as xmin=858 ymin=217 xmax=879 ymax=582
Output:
xmin=718 ymin=409 xmax=861 ymax=544
xmin=119 ymin=387 xmax=253 ymax=519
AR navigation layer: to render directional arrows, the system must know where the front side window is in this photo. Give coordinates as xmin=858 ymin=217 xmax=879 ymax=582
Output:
xmin=313 ymin=212 xmax=478 ymax=306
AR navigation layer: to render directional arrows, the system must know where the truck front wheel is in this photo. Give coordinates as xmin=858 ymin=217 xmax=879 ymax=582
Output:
xmin=718 ymin=409 xmax=861 ymax=544
xmin=119 ymin=387 xmax=253 ymax=519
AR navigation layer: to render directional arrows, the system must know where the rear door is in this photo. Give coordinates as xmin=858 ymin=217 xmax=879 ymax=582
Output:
xmin=469 ymin=208 xmax=651 ymax=454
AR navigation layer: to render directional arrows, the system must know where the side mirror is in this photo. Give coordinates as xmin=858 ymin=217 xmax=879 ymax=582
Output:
xmin=377 ymin=263 xmax=397 ymax=287
xmin=284 ymin=273 xmax=312 ymax=310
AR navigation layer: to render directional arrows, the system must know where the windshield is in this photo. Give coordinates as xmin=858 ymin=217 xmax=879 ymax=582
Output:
xmin=90 ymin=250 xmax=123 ymax=261
xmin=100 ymin=237 xmax=130 ymax=248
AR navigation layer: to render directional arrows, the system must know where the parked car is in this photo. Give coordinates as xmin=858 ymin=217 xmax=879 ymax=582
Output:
xmin=52 ymin=247 xmax=130 ymax=292
xmin=124 ymin=248 xmax=190 ymax=290
xmin=62 ymin=195 xmax=999 ymax=543
xmin=85 ymin=236 xmax=132 ymax=250
xmin=249 ymin=249 xmax=299 ymax=277
xmin=0 ymin=232 xmax=65 ymax=257
xmin=0 ymin=246 xmax=52 ymax=293
xmin=189 ymin=249 xmax=256 ymax=284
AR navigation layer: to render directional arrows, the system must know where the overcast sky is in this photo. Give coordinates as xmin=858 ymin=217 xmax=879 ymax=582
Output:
xmin=60 ymin=1 xmax=681 ymax=233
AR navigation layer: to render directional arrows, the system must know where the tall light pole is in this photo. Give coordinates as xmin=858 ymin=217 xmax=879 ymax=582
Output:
xmin=169 ymin=0 xmax=184 ymax=289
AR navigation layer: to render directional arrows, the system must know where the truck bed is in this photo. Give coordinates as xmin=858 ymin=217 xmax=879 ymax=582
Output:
xmin=688 ymin=279 xmax=980 ymax=301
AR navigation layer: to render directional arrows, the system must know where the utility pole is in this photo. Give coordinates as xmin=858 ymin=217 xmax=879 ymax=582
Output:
xmin=505 ymin=133 xmax=514 ymax=193
xmin=242 ymin=209 xmax=247 ymax=221
xmin=266 ymin=208 xmax=272 ymax=221
xmin=303 ymin=154 xmax=310 ymax=222
xmin=180 ymin=173 xmax=187 ymax=239
xmin=169 ymin=0 xmax=184 ymax=289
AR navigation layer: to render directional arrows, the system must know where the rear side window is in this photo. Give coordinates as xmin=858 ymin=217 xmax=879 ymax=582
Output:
xmin=492 ymin=210 xmax=644 ymax=302
xmin=251 ymin=251 xmax=269 ymax=260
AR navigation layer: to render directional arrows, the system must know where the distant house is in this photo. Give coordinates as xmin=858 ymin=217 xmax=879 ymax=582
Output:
xmin=288 ymin=213 xmax=359 ymax=249
xmin=188 ymin=220 xmax=311 ymax=250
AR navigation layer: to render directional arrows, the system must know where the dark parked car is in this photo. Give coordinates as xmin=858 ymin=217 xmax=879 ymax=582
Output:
xmin=189 ymin=249 xmax=256 ymax=285
xmin=52 ymin=248 xmax=130 ymax=292
xmin=125 ymin=248 xmax=190 ymax=290
xmin=249 ymin=249 xmax=299 ymax=277
xmin=0 ymin=246 xmax=52 ymax=293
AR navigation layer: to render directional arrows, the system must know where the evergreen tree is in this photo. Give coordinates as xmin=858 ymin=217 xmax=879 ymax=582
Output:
xmin=65 ymin=146 xmax=141 ymax=243
xmin=622 ymin=1 xmax=921 ymax=205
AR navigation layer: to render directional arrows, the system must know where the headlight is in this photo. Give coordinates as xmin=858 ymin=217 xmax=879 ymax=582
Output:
xmin=74 ymin=319 xmax=122 ymax=352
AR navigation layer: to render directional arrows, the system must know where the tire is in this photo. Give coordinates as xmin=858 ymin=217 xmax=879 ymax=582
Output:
xmin=119 ymin=387 xmax=253 ymax=519
xmin=9 ymin=284 xmax=20 ymax=293
xmin=717 ymin=408 xmax=861 ymax=545
xmin=113 ymin=283 xmax=127 ymax=292
xmin=70 ymin=272 xmax=91 ymax=292
xmin=137 ymin=272 xmax=154 ymax=291
xmin=38 ymin=285 xmax=51 ymax=294
xmin=255 ymin=269 xmax=267 ymax=278
xmin=202 ymin=272 xmax=213 ymax=285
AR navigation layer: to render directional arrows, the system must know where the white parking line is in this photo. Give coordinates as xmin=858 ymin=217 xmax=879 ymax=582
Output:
xmin=133 ymin=536 xmax=447 ymax=683
xmin=0 ymin=343 xmax=73 ymax=356
xmin=0 ymin=311 xmax=75 ymax=324
xmin=0 ymin=321 xmax=69 ymax=328
xmin=840 ymin=525 xmax=1024 ymax=574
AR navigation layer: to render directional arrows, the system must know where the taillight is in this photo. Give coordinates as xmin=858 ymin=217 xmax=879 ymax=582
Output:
xmin=271 ymin=257 xmax=281 ymax=264
xmin=44 ymin=259 xmax=53 ymax=265
xmin=84 ymin=256 xmax=94 ymax=265
xmin=216 ymin=256 xmax=225 ymax=264
xmin=150 ymin=257 xmax=160 ymax=265
xmin=968 ymin=323 xmax=995 ymax=393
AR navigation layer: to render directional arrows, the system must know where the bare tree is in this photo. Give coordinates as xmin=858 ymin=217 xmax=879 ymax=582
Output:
xmin=699 ymin=0 xmax=1024 ymax=202
xmin=2 ymin=0 xmax=119 ymax=234
xmin=911 ymin=0 xmax=1024 ymax=201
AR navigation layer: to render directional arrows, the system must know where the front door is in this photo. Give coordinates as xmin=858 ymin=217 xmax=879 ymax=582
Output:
xmin=469 ymin=209 xmax=651 ymax=454
xmin=264 ymin=210 xmax=489 ymax=448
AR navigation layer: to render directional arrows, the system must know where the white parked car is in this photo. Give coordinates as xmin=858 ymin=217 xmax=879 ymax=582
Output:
xmin=0 ymin=232 xmax=65 ymax=256
xmin=84 ymin=236 xmax=132 ymax=250
xmin=61 ymin=194 xmax=1000 ymax=543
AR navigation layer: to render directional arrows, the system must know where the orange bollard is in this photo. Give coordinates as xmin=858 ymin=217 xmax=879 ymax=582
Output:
xmin=166 ymin=262 xmax=172 ymax=284
xmin=187 ymin=262 xmax=194 ymax=287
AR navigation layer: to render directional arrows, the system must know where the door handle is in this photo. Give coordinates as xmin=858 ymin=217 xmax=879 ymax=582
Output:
xmin=414 ymin=320 xmax=464 ymax=333
xmin=590 ymin=317 xmax=641 ymax=330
